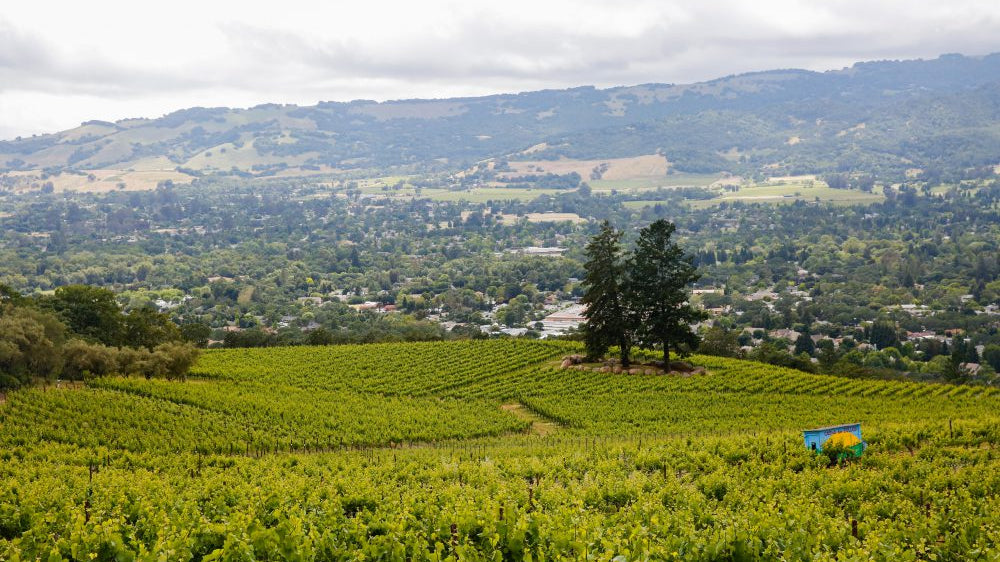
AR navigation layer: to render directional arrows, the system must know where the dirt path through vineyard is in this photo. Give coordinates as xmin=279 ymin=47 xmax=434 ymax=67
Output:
xmin=500 ymin=403 xmax=561 ymax=436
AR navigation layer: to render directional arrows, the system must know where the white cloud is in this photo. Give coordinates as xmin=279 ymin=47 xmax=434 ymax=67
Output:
xmin=1 ymin=0 xmax=999 ymax=139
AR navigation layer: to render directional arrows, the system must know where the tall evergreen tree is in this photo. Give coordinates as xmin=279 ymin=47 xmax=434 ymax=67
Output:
xmin=581 ymin=221 xmax=632 ymax=367
xmin=626 ymin=219 xmax=704 ymax=358
xmin=794 ymin=331 xmax=816 ymax=356
xmin=866 ymin=320 xmax=900 ymax=350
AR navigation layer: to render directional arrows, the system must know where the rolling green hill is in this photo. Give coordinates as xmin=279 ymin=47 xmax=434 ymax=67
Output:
xmin=2 ymin=53 xmax=998 ymax=188
xmin=2 ymin=340 xmax=1000 ymax=559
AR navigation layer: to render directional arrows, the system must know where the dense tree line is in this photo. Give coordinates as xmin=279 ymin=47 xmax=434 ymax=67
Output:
xmin=0 ymin=285 xmax=199 ymax=389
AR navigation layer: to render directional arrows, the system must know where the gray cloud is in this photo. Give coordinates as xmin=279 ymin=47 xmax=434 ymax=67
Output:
xmin=1 ymin=1 xmax=999 ymax=139
xmin=0 ymin=21 xmax=50 ymax=71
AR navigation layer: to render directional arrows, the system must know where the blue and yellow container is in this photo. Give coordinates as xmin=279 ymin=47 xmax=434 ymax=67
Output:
xmin=803 ymin=423 xmax=867 ymax=457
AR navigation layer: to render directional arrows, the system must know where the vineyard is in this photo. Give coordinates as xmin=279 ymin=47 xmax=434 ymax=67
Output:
xmin=2 ymin=340 xmax=1000 ymax=560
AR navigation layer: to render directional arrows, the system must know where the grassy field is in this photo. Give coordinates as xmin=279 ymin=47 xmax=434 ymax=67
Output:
xmin=424 ymin=187 xmax=568 ymax=202
xmin=355 ymin=176 xmax=413 ymax=192
xmin=505 ymin=154 xmax=670 ymax=180
xmin=500 ymin=155 xmax=721 ymax=194
xmin=6 ymin=168 xmax=196 ymax=193
xmin=623 ymin=199 xmax=681 ymax=209
xmin=589 ymin=172 xmax=722 ymax=192
xmin=497 ymin=212 xmax=586 ymax=224
xmin=623 ymin=176 xmax=886 ymax=209
xmin=688 ymin=184 xmax=884 ymax=208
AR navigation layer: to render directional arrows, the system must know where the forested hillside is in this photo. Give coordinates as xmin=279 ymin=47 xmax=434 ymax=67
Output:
xmin=1 ymin=53 xmax=998 ymax=183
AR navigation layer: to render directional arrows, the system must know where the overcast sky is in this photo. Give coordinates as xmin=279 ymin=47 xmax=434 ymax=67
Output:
xmin=2 ymin=0 xmax=999 ymax=140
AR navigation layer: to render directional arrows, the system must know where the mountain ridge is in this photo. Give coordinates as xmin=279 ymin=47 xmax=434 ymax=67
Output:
xmin=2 ymin=52 xmax=998 ymax=187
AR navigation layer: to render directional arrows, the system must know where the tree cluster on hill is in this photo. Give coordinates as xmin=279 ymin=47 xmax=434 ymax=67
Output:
xmin=581 ymin=219 xmax=705 ymax=367
xmin=0 ymin=285 xmax=199 ymax=389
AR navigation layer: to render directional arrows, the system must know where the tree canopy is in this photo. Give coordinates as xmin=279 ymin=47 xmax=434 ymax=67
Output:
xmin=0 ymin=285 xmax=199 ymax=390
xmin=581 ymin=219 xmax=702 ymax=366
xmin=581 ymin=222 xmax=632 ymax=367
xmin=627 ymin=219 xmax=705 ymax=357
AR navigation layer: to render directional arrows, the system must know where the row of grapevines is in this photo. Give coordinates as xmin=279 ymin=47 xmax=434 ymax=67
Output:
xmin=0 ymin=384 xmax=527 ymax=454
xmin=2 ymin=425 xmax=999 ymax=560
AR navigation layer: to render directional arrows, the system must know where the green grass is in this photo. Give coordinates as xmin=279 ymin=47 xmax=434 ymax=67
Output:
xmin=424 ymin=187 xmax=567 ymax=202
xmin=589 ymin=172 xmax=720 ymax=192
xmin=621 ymin=181 xmax=884 ymax=210
xmin=687 ymin=183 xmax=884 ymax=209
xmin=623 ymin=200 xmax=686 ymax=209
xmin=355 ymin=176 xmax=414 ymax=193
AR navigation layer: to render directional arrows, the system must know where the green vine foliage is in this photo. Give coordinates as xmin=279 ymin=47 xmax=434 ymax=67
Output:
xmin=2 ymin=340 xmax=999 ymax=560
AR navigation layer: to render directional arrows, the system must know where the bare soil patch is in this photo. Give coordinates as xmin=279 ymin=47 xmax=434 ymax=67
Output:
xmin=501 ymin=403 xmax=560 ymax=436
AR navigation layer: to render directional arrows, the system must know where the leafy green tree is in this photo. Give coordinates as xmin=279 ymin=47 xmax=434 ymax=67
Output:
xmin=449 ymin=324 xmax=487 ymax=340
xmin=0 ymin=284 xmax=26 ymax=306
xmin=581 ymin=222 xmax=632 ymax=367
xmin=496 ymin=295 xmax=531 ymax=327
xmin=816 ymin=339 xmax=839 ymax=371
xmin=983 ymin=345 xmax=1000 ymax=373
xmin=305 ymin=327 xmax=335 ymax=346
xmin=180 ymin=323 xmax=212 ymax=347
xmin=942 ymin=353 xmax=966 ymax=383
xmin=750 ymin=342 xmax=816 ymax=373
xmin=61 ymin=339 xmax=117 ymax=380
xmin=152 ymin=342 xmax=200 ymax=381
xmin=698 ymin=326 xmax=741 ymax=357
xmin=45 ymin=285 xmax=125 ymax=346
xmin=0 ymin=306 xmax=66 ymax=387
xmin=117 ymin=346 xmax=154 ymax=377
xmin=626 ymin=219 xmax=704 ymax=358
xmin=123 ymin=307 xmax=182 ymax=350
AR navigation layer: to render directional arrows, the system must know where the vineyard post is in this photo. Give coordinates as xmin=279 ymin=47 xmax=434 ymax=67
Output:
xmin=450 ymin=523 xmax=458 ymax=548
xmin=85 ymin=462 xmax=96 ymax=523
xmin=851 ymin=519 xmax=858 ymax=539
